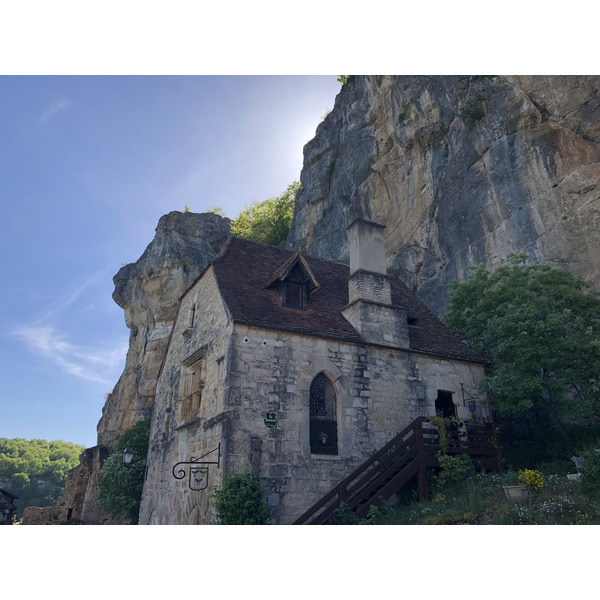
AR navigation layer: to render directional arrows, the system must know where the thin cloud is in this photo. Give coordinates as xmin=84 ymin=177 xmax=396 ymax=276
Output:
xmin=39 ymin=97 xmax=73 ymax=123
xmin=43 ymin=273 xmax=103 ymax=319
xmin=10 ymin=268 xmax=128 ymax=386
xmin=11 ymin=324 xmax=127 ymax=385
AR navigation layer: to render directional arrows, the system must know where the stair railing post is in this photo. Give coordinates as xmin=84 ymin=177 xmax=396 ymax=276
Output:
xmin=414 ymin=418 xmax=429 ymax=501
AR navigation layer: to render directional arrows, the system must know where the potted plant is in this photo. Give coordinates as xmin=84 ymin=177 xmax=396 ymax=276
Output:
xmin=502 ymin=472 xmax=529 ymax=503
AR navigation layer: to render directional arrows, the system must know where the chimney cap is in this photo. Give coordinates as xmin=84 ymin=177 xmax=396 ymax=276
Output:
xmin=347 ymin=218 xmax=386 ymax=231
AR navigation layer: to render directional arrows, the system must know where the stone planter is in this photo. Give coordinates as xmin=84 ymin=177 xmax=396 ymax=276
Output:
xmin=567 ymin=473 xmax=581 ymax=481
xmin=503 ymin=484 xmax=529 ymax=503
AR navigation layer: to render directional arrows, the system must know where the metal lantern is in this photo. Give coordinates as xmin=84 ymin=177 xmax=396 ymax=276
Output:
xmin=122 ymin=447 xmax=135 ymax=465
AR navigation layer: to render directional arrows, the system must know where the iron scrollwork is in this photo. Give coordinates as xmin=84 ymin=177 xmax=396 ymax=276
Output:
xmin=172 ymin=443 xmax=221 ymax=491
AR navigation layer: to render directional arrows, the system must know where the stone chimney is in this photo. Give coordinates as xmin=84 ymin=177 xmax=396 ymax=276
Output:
xmin=342 ymin=219 xmax=409 ymax=348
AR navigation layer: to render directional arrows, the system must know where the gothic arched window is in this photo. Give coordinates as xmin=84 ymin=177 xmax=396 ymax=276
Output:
xmin=309 ymin=373 xmax=338 ymax=455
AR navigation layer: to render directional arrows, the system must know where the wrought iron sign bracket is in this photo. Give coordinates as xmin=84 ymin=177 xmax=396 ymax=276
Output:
xmin=172 ymin=443 xmax=221 ymax=491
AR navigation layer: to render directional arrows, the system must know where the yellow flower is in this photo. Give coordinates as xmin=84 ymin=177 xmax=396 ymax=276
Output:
xmin=518 ymin=469 xmax=545 ymax=492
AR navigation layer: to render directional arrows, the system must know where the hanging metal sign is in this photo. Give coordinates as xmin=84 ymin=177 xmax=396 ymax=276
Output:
xmin=189 ymin=466 xmax=209 ymax=490
xmin=172 ymin=443 xmax=221 ymax=491
xmin=264 ymin=412 xmax=277 ymax=428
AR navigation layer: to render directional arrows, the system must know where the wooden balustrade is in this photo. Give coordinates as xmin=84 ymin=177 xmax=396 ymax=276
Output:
xmin=292 ymin=417 xmax=500 ymax=524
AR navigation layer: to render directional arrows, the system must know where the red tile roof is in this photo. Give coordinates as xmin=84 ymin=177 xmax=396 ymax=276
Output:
xmin=211 ymin=236 xmax=481 ymax=362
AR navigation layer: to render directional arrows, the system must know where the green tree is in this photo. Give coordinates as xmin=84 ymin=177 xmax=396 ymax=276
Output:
xmin=230 ymin=181 xmax=300 ymax=247
xmin=337 ymin=75 xmax=355 ymax=87
xmin=0 ymin=438 xmax=85 ymax=517
xmin=204 ymin=206 xmax=225 ymax=216
xmin=213 ymin=472 xmax=270 ymax=525
xmin=96 ymin=417 xmax=151 ymax=524
xmin=445 ymin=254 xmax=600 ymax=430
xmin=458 ymin=96 xmax=484 ymax=128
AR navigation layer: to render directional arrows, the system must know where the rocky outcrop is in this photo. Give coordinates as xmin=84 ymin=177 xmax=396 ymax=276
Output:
xmin=287 ymin=75 xmax=600 ymax=315
xmin=98 ymin=211 xmax=231 ymax=449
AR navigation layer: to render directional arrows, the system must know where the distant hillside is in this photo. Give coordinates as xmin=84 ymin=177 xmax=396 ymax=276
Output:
xmin=0 ymin=438 xmax=84 ymax=518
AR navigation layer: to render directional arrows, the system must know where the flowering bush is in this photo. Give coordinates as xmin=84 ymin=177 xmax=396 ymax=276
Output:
xmin=518 ymin=469 xmax=545 ymax=493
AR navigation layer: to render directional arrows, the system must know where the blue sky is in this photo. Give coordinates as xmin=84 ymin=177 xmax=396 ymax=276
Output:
xmin=0 ymin=75 xmax=341 ymax=447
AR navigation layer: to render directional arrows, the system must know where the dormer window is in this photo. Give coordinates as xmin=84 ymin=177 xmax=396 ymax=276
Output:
xmin=279 ymin=281 xmax=306 ymax=310
xmin=266 ymin=252 xmax=320 ymax=311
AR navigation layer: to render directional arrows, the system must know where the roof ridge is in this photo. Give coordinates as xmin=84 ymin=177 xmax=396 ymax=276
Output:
xmin=223 ymin=235 xmax=351 ymax=268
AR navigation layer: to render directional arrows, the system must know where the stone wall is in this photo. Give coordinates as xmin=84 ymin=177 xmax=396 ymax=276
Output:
xmin=139 ymin=267 xmax=232 ymax=525
xmin=225 ymin=324 xmax=486 ymax=524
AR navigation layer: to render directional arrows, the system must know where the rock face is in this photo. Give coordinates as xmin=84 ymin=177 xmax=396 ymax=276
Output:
xmin=99 ymin=211 xmax=232 ymax=449
xmin=286 ymin=75 xmax=600 ymax=315
xmin=44 ymin=211 xmax=231 ymax=524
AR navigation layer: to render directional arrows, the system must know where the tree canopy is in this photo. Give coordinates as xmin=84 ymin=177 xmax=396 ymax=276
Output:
xmin=445 ymin=254 xmax=600 ymax=429
xmin=96 ymin=417 xmax=151 ymax=524
xmin=230 ymin=181 xmax=300 ymax=247
xmin=0 ymin=438 xmax=85 ymax=517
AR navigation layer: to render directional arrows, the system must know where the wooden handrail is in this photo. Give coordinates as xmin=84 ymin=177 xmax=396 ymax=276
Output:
xmin=292 ymin=417 xmax=500 ymax=524
xmin=292 ymin=417 xmax=426 ymax=524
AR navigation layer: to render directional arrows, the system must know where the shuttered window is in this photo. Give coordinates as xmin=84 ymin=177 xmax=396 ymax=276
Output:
xmin=179 ymin=361 xmax=204 ymax=423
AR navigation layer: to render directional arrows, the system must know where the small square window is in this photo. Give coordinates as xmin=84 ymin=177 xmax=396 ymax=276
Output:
xmin=278 ymin=281 xmax=306 ymax=310
xmin=284 ymin=283 xmax=302 ymax=308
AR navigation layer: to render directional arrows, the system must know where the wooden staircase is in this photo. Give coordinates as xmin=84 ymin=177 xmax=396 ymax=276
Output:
xmin=292 ymin=416 xmax=500 ymax=525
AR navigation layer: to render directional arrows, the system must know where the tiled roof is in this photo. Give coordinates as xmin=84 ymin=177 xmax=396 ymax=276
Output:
xmin=211 ymin=236 xmax=481 ymax=362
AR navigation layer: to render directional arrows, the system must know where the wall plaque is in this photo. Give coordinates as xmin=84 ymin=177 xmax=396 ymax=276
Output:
xmin=264 ymin=412 xmax=277 ymax=428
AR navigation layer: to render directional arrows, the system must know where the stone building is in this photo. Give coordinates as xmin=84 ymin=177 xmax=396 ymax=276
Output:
xmin=138 ymin=219 xmax=489 ymax=525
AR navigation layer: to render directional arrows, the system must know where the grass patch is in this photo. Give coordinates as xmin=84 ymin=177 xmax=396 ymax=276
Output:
xmin=371 ymin=470 xmax=600 ymax=525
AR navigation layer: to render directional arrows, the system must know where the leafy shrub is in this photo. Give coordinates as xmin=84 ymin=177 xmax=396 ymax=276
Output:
xmin=231 ymin=181 xmax=300 ymax=247
xmin=580 ymin=450 xmax=600 ymax=501
xmin=213 ymin=472 xmax=270 ymax=525
xmin=337 ymin=75 xmax=355 ymax=87
xmin=458 ymin=96 xmax=484 ymax=128
xmin=96 ymin=417 xmax=150 ymax=524
xmin=535 ymin=459 xmax=573 ymax=476
xmin=435 ymin=453 xmax=476 ymax=490
xmin=331 ymin=502 xmax=382 ymax=525
xmin=332 ymin=501 xmax=360 ymax=524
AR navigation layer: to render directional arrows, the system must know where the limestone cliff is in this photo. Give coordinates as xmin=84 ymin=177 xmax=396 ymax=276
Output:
xmin=286 ymin=75 xmax=600 ymax=315
xmin=40 ymin=211 xmax=231 ymax=524
xmin=99 ymin=211 xmax=231 ymax=448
